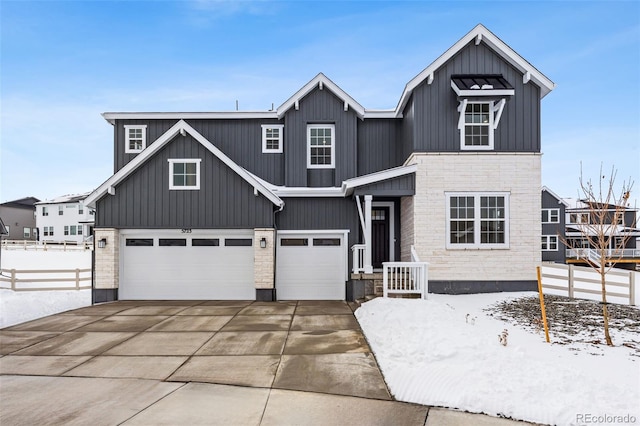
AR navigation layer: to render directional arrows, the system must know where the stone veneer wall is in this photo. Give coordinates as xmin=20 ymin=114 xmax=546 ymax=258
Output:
xmin=400 ymin=196 xmax=415 ymax=262
xmin=254 ymin=228 xmax=275 ymax=290
xmin=408 ymin=153 xmax=541 ymax=282
xmin=94 ymin=228 xmax=120 ymax=290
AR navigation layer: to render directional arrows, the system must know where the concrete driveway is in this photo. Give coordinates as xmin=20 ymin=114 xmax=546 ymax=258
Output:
xmin=0 ymin=300 xmax=532 ymax=426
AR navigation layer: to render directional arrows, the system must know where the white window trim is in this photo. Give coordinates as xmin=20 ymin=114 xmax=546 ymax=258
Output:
xmin=125 ymin=125 xmax=148 ymax=154
xmin=542 ymin=208 xmax=560 ymax=224
xmin=307 ymin=124 xmax=335 ymax=169
xmin=261 ymin=124 xmax=284 ymax=153
xmin=445 ymin=192 xmax=510 ymax=250
xmin=541 ymin=235 xmax=558 ymax=251
xmin=168 ymin=159 xmax=202 ymax=190
xmin=458 ymin=100 xmax=498 ymax=151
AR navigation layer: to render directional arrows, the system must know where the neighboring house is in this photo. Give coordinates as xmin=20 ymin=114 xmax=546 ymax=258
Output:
xmin=35 ymin=193 xmax=95 ymax=244
xmin=541 ymin=186 xmax=568 ymax=264
xmin=563 ymin=198 xmax=639 ymax=270
xmin=0 ymin=197 xmax=39 ymax=240
xmin=85 ymin=24 xmax=556 ymax=303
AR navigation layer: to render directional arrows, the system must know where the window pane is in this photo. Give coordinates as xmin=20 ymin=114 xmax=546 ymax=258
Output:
xmin=159 ymin=239 xmax=187 ymax=246
xmin=126 ymin=238 xmax=154 ymax=246
xmin=313 ymin=238 xmax=341 ymax=246
xmin=192 ymin=238 xmax=220 ymax=246
xmin=173 ymin=163 xmax=185 ymax=174
xmin=280 ymin=238 xmax=309 ymax=246
xmin=225 ymin=238 xmax=253 ymax=247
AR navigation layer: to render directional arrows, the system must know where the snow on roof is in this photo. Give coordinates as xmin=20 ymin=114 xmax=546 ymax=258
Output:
xmin=35 ymin=192 xmax=92 ymax=205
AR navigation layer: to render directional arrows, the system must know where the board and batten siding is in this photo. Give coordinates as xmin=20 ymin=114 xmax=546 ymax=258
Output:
xmin=115 ymin=119 xmax=285 ymax=186
xmin=283 ymin=88 xmax=358 ymax=187
xmin=412 ymin=40 xmax=541 ymax=153
xmin=357 ymin=119 xmax=402 ymax=176
xmin=96 ymin=134 xmax=274 ymax=229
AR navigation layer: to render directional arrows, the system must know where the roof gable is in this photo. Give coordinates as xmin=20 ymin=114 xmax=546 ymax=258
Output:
xmin=396 ymin=24 xmax=555 ymax=114
xmin=277 ymin=73 xmax=365 ymax=119
xmin=85 ymin=120 xmax=283 ymax=208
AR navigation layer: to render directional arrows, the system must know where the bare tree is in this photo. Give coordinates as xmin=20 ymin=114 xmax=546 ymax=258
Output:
xmin=565 ymin=164 xmax=635 ymax=346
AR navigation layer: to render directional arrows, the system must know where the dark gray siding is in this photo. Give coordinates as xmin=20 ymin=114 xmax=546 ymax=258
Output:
xmin=188 ymin=119 xmax=284 ymax=185
xmin=411 ymin=41 xmax=541 ymax=153
xmin=97 ymin=134 xmax=274 ymax=229
xmin=400 ymin=97 xmax=415 ymax=163
xmin=115 ymin=119 xmax=285 ymax=185
xmin=357 ymin=119 xmax=401 ymax=175
xmin=276 ymin=197 xmax=360 ymax=269
xmin=283 ymin=88 xmax=358 ymax=187
xmin=541 ymin=190 xmax=566 ymax=263
xmin=353 ymin=174 xmax=415 ymax=196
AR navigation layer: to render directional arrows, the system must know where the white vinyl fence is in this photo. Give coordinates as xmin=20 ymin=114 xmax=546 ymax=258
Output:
xmin=0 ymin=268 xmax=92 ymax=291
xmin=1 ymin=240 xmax=92 ymax=251
xmin=540 ymin=263 xmax=637 ymax=306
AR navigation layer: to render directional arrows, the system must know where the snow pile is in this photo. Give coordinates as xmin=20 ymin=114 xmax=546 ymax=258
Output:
xmin=0 ymin=249 xmax=92 ymax=328
xmin=0 ymin=289 xmax=91 ymax=328
xmin=356 ymin=293 xmax=639 ymax=426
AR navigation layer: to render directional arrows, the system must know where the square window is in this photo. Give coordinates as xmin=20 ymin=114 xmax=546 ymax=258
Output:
xmin=125 ymin=125 xmax=147 ymax=153
xmin=307 ymin=124 xmax=335 ymax=169
xmin=446 ymin=192 xmax=509 ymax=249
xmin=542 ymin=235 xmax=558 ymax=251
xmin=261 ymin=124 xmax=284 ymax=153
xmin=168 ymin=159 xmax=201 ymax=190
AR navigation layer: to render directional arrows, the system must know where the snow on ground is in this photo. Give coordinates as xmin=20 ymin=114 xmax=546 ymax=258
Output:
xmin=0 ymin=249 xmax=92 ymax=328
xmin=355 ymin=293 xmax=640 ymax=426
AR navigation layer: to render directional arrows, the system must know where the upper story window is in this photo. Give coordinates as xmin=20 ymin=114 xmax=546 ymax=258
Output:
xmin=307 ymin=124 xmax=335 ymax=169
xmin=42 ymin=206 xmax=48 ymax=216
xmin=261 ymin=124 xmax=284 ymax=153
xmin=125 ymin=125 xmax=147 ymax=154
xmin=568 ymin=212 xmax=589 ymax=224
xmin=168 ymin=159 xmax=201 ymax=190
xmin=446 ymin=192 xmax=510 ymax=249
xmin=541 ymin=208 xmax=559 ymax=224
xmin=461 ymin=102 xmax=494 ymax=149
xmin=78 ymin=203 xmax=84 ymax=215
xmin=58 ymin=205 xmax=64 ymax=215
xmin=452 ymin=75 xmax=513 ymax=152
xmin=541 ymin=235 xmax=558 ymax=251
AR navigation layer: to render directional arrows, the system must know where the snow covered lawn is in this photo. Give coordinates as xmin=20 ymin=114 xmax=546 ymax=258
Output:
xmin=355 ymin=293 xmax=639 ymax=426
xmin=0 ymin=249 xmax=92 ymax=328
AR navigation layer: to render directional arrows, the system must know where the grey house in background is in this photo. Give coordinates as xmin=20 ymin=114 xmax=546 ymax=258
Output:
xmin=541 ymin=186 xmax=567 ymax=264
xmin=0 ymin=197 xmax=39 ymax=241
xmin=86 ymin=24 xmax=556 ymax=303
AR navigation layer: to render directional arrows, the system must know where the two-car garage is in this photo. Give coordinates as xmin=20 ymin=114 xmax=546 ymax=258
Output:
xmin=118 ymin=229 xmax=347 ymax=300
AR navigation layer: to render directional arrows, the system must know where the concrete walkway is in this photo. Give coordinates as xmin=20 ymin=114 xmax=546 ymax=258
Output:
xmin=0 ymin=300 xmax=535 ymax=425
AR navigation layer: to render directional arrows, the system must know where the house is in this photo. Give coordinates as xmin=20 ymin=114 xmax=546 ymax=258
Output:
xmin=563 ymin=198 xmax=639 ymax=270
xmin=85 ymin=24 xmax=555 ymax=303
xmin=541 ymin=186 xmax=568 ymax=264
xmin=0 ymin=197 xmax=39 ymax=241
xmin=35 ymin=193 xmax=95 ymax=244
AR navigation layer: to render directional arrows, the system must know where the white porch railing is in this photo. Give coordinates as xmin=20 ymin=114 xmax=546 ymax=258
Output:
xmin=383 ymin=251 xmax=428 ymax=299
xmin=566 ymin=248 xmax=640 ymax=262
xmin=352 ymin=244 xmax=366 ymax=273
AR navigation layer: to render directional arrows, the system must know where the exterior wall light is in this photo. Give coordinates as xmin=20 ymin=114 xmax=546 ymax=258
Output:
xmin=98 ymin=238 xmax=107 ymax=249
xmin=260 ymin=237 xmax=267 ymax=248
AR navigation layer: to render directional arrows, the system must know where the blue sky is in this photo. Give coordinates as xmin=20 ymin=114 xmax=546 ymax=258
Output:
xmin=1 ymin=0 xmax=639 ymax=206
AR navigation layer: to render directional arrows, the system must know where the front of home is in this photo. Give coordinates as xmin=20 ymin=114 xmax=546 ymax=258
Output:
xmin=85 ymin=24 xmax=555 ymax=303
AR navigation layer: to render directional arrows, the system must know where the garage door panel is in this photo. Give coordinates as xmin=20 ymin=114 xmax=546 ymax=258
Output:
xmin=276 ymin=233 xmax=346 ymax=300
xmin=120 ymin=232 xmax=254 ymax=300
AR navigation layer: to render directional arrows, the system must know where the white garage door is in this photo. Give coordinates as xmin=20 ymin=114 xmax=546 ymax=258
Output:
xmin=276 ymin=231 xmax=347 ymax=300
xmin=120 ymin=230 xmax=254 ymax=300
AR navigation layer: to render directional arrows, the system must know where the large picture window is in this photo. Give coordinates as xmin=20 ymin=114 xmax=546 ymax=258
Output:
xmin=168 ymin=159 xmax=201 ymax=190
xmin=307 ymin=124 xmax=335 ymax=168
xmin=446 ymin=192 xmax=509 ymax=249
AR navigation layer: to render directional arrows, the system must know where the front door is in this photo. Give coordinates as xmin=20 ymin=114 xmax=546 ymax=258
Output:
xmin=372 ymin=207 xmax=390 ymax=269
